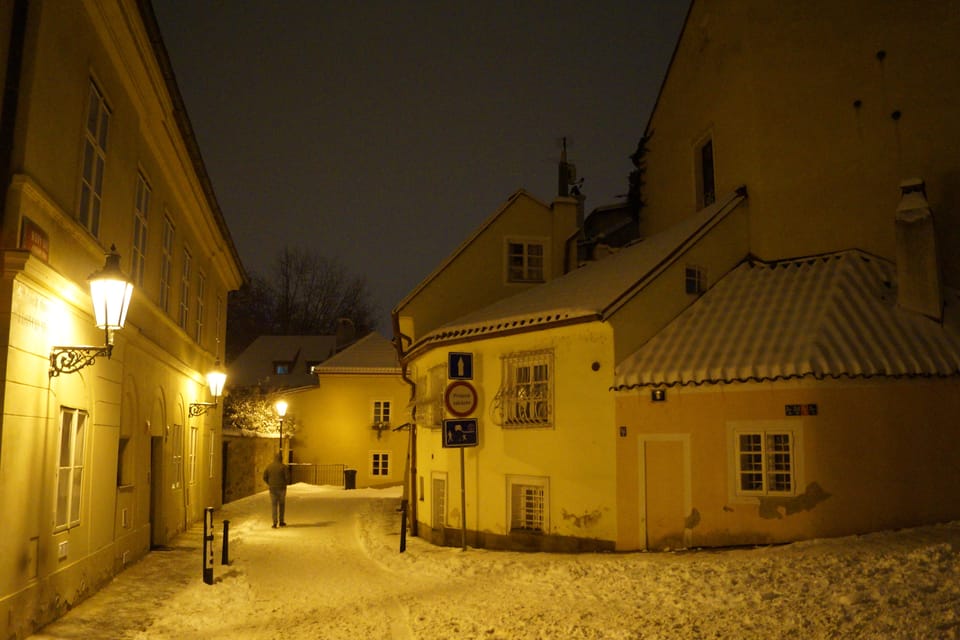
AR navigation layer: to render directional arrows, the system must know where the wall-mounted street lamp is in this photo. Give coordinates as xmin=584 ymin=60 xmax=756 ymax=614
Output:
xmin=275 ymin=399 xmax=288 ymax=454
xmin=189 ymin=362 xmax=227 ymax=417
xmin=50 ymin=246 xmax=134 ymax=377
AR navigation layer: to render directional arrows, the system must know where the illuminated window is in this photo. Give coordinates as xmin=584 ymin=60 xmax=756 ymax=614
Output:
xmin=735 ymin=430 xmax=795 ymax=495
xmin=56 ymin=408 xmax=87 ymax=530
xmin=508 ymin=475 xmax=548 ymax=533
xmin=79 ymin=81 xmax=109 ymax=237
xmin=274 ymin=361 xmax=292 ymax=375
xmin=696 ymin=137 xmax=716 ymax=209
xmin=160 ymin=215 xmax=174 ymax=312
xmin=188 ymin=426 xmax=198 ymax=485
xmin=373 ymin=400 xmax=391 ymax=426
xmin=371 ymin=452 xmax=390 ymax=477
xmin=496 ymin=350 xmax=553 ymax=427
xmin=507 ymin=240 xmax=545 ymax=283
xmin=170 ymin=423 xmax=183 ymax=490
xmin=132 ymin=173 xmax=150 ymax=286
xmin=179 ymin=248 xmax=191 ymax=330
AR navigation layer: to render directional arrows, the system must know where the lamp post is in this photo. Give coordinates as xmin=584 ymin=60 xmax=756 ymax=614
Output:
xmin=189 ymin=361 xmax=227 ymax=417
xmin=275 ymin=399 xmax=288 ymax=457
xmin=50 ymin=245 xmax=134 ymax=376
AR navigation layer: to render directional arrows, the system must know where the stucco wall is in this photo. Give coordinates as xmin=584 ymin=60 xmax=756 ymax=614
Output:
xmin=616 ymin=376 xmax=960 ymax=550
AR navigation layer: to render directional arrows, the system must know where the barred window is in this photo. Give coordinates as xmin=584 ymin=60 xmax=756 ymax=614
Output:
xmin=495 ymin=351 xmax=553 ymax=427
xmin=508 ymin=475 xmax=548 ymax=533
xmin=736 ymin=431 xmax=794 ymax=495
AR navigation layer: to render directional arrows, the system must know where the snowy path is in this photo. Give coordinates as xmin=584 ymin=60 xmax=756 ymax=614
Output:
xmin=30 ymin=483 xmax=960 ymax=639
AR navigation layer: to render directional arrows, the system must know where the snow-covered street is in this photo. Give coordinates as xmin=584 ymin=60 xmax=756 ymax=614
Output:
xmin=30 ymin=483 xmax=960 ymax=639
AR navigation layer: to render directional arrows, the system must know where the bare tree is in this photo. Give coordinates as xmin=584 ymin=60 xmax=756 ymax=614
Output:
xmin=226 ymin=247 xmax=377 ymax=361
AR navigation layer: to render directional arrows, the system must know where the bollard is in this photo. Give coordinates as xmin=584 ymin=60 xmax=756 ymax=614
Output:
xmin=221 ymin=520 xmax=230 ymax=565
xmin=203 ymin=507 xmax=214 ymax=585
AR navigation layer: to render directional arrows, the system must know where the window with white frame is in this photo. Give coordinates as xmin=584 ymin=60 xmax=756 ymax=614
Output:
xmin=188 ymin=426 xmax=198 ymax=484
xmin=506 ymin=240 xmax=545 ymax=283
xmin=79 ymin=81 xmax=109 ymax=237
xmin=170 ymin=423 xmax=183 ymax=489
xmin=371 ymin=452 xmax=390 ymax=477
xmin=179 ymin=247 xmax=191 ymax=329
xmin=696 ymin=137 xmax=716 ymax=209
xmin=734 ymin=429 xmax=795 ymax=496
xmin=132 ymin=173 xmax=150 ymax=287
xmin=496 ymin=350 xmax=553 ymax=427
xmin=373 ymin=400 xmax=391 ymax=426
xmin=194 ymin=271 xmax=205 ymax=344
xmin=508 ymin=475 xmax=548 ymax=533
xmin=207 ymin=428 xmax=216 ymax=479
xmin=160 ymin=215 xmax=174 ymax=312
xmin=56 ymin=408 xmax=87 ymax=530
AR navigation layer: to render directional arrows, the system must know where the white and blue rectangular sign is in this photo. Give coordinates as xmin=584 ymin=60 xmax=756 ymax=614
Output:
xmin=443 ymin=418 xmax=478 ymax=448
xmin=448 ymin=352 xmax=474 ymax=380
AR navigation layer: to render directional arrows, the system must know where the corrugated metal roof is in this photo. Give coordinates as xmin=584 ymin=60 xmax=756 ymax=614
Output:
xmin=411 ymin=189 xmax=747 ymax=353
xmin=313 ymin=332 xmax=401 ymax=374
xmin=613 ymin=250 xmax=960 ymax=389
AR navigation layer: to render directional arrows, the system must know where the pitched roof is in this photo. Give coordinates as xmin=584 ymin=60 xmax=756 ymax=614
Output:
xmin=313 ymin=332 xmax=401 ymax=375
xmin=613 ymin=250 xmax=960 ymax=389
xmin=410 ymin=189 xmax=747 ymax=353
xmin=227 ymin=335 xmax=338 ymax=389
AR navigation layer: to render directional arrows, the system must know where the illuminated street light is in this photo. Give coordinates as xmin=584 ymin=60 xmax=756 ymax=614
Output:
xmin=50 ymin=246 xmax=133 ymax=377
xmin=189 ymin=361 xmax=227 ymax=417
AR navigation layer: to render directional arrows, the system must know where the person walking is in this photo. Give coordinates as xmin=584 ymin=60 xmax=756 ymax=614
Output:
xmin=263 ymin=453 xmax=290 ymax=528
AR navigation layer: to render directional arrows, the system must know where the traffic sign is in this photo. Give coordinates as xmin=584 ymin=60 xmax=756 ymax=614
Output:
xmin=443 ymin=419 xmax=478 ymax=448
xmin=448 ymin=352 xmax=474 ymax=380
xmin=444 ymin=380 xmax=478 ymax=417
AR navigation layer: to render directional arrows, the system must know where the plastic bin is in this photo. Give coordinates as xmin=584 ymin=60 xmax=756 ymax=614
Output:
xmin=343 ymin=468 xmax=357 ymax=490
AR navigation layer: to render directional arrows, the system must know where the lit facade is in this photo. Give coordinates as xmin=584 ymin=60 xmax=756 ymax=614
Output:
xmin=0 ymin=2 xmax=244 ymax=636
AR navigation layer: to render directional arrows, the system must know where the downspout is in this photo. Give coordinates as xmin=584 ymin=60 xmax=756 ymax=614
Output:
xmin=0 ymin=0 xmax=29 ymax=225
xmin=391 ymin=309 xmax=418 ymax=537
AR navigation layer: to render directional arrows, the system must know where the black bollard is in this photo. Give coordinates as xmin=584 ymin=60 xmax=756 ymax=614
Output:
xmin=203 ymin=507 xmax=214 ymax=585
xmin=221 ymin=520 xmax=230 ymax=565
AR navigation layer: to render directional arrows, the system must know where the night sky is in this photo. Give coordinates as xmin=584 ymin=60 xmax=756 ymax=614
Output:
xmin=151 ymin=1 xmax=690 ymax=325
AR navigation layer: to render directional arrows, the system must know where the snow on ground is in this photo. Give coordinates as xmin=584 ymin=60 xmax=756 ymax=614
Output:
xmin=30 ymin=483 xmax=960 ymax=639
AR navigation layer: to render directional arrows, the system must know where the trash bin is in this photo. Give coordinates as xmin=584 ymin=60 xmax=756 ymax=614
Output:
xmin=343 ymin=468 xmax=357 ymax=490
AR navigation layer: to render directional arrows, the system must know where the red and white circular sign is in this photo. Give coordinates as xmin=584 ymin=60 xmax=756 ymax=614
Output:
xmin=444 ymin=380 xmax=478 ymax=417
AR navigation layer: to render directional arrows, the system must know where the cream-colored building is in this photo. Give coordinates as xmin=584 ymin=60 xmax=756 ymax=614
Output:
xmin=0 ymin=2 xmax=244 ymax=636
xmin=282 ymin=332 xmax=409 ymax=489
xmin=394 ymin=0 xmax=960 ymax=552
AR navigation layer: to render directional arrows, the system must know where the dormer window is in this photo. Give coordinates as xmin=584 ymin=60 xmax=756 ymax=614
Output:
xmin=273 ymin=361 xmax=292 ymax=375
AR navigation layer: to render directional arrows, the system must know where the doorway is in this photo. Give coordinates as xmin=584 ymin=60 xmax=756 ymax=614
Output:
xmin=638 ymin=435 xmax=691 ymax=550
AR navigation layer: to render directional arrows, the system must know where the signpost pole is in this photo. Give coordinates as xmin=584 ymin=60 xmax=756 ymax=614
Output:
xmin=460 ymin=447 xmax=467 ymax=551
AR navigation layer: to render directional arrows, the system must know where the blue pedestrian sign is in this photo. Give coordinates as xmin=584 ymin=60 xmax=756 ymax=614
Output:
xmin=448 ymin=352 xmax=474 ymax=380
xmin=443 ymin=418 xmax=478 ymax=448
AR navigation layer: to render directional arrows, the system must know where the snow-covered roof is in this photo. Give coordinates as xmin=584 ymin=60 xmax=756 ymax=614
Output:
xmin=228 ymin=335 xmax=338 ymax=389
xmin=312 ymin=332 xmax=401 ymax=375
xmin=410 ymin=188 xmax=747 ymax=352
xmin=613 ymin=250 xmax=960 ymax=389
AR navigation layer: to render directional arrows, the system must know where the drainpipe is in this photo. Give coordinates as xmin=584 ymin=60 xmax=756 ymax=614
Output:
xmin=0 ymin=0 xmax=29 ymax=225
xmin=391 ymin=310 xmax=418 ymax=536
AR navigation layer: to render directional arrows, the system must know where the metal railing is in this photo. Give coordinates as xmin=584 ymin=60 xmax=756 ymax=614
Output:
xmin=288 ymin=462 xmax=347 ymax=487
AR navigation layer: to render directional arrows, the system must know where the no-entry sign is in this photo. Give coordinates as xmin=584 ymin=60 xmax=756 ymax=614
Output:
xmin=444 ymin=380 xmax=478 ymax=417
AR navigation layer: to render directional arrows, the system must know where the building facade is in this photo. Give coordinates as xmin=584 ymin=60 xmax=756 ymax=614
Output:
xmin=0 ymin=2 xmax=244 ymax=636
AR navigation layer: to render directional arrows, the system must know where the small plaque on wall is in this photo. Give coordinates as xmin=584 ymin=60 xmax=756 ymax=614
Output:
xmin=785 ymin=403 xmax=818 ymax=416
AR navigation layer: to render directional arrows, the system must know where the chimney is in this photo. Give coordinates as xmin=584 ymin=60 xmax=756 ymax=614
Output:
xmin=335 ymin=317 xmax=356 ymax=348
xmin=895 ymin=178 xmax=942 ymax=321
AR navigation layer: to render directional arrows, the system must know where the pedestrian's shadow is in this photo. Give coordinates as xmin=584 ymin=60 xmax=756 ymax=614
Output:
xmin=282 ymin=521 xmax=335 ymax=528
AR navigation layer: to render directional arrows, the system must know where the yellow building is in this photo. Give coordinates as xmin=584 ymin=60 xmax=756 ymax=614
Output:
xmin=282 ymin=332 xmax=410 ymax=490
xmin=394 ymin=0 xmax=960 ymax=552
xmin=0 ymin=2 xmax=244 ymax=636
